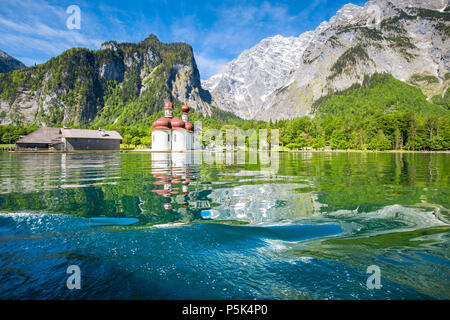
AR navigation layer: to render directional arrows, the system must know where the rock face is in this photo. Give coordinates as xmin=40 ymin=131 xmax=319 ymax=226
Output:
xmin=167 ymin=61 xmax=212 ymax=116
xmin=0 ymin=35 xmax=211 ymax=126
xmin=0 ymin=50 xmax=25 ymax=73
xmin=203 ymin=33 xmax=315 ymax=119
xmin=203 ymin=0 xmax=450 ymax=121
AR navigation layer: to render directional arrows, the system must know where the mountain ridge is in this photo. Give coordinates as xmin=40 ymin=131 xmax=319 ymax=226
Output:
xmin=0 ymin=50 xmax=25 ymax=74
xmin=0 ymin=35 xmax=212 ymax=126
xmin=203 ymin=0 xmax=450 ymax=121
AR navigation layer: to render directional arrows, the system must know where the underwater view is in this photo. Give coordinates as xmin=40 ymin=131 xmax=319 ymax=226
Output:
xmin=0 ymin=151 xmax=448 ymax=299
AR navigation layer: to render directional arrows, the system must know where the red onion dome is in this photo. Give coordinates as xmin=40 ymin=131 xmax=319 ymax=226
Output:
xmin=181 ymin=104 xmax=190 ymax=113
xmin=164 ymin=101 xmax=173 ymax=110
xmin=185 ymin=122 xmax=194 ymax=132
xmin=153 ymin=117 xmax=171 ymax=130
xmin=153 ymin=174 xmax=170 ymax=183
xmin=153 ymin=189 xmax=170 ymax=196
xmin=171 ymin=117 xmax=185 ymax=129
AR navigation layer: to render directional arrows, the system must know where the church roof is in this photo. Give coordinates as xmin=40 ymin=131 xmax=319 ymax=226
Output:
xmin=153 ymin=117 xmax=172 ymax=130
xmin=171 ymin=118 xmax=185 ymax=130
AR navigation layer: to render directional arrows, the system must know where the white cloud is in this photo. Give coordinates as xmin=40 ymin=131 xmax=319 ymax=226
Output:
xmin=0 ymin=16 xmax=101 ymax=48
xmin=0 ymin=33 xmax=67 ymax=57
xmin=169 ymin=1 xmax=305 ymax=79
xmin=0 ymin=0 xmax=104 ymax=66
xmin=0 ymin=0 xmax=341 ymax=79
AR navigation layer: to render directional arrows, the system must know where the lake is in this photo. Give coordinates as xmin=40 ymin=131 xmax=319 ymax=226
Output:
xmin=0 ymin=151 xmax=448 ymax=299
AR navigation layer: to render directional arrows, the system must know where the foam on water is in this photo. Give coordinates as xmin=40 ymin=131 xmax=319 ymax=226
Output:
xmin=0 ymin=212 xmax=92 ymax=234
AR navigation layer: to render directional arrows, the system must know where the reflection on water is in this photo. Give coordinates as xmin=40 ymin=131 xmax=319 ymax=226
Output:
xmin=0 ymin=151 xmax=294 ymax=225
xmin=0 ymin=151 xmax=449 ymax=299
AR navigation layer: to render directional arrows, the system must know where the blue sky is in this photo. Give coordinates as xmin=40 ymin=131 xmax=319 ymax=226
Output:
xmin=0 ymin=0 xmax=366 ymax=79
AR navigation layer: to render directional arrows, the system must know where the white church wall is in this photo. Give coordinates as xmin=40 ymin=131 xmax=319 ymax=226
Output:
xmin=152 ymin=130 xmax=171 ymax=151
xmin=172 ymin=130 xmax=189 ymax=152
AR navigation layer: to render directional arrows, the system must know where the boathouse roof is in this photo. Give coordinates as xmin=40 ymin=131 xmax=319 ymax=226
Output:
xmin=16 ymin=127 xmax=122 ymax=145
xmin=16 ymin=127 xmax=62 ymax=145
xmin=61 ymin=129 xmax=122 ymax=140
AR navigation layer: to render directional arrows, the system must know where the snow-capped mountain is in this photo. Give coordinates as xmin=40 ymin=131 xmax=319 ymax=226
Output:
xmin=203 ymin=32 xmax=315 ymax=119
xmin=203 ymin=0 xmax=449 ymax=121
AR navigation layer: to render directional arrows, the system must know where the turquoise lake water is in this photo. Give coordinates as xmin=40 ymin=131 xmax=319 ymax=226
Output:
xmin=0 ymin=151 xmax=448 ymax=299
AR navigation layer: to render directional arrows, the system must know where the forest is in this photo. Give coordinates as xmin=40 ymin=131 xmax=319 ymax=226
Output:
xmin=1 ymin=74 xmax=449 ymax=151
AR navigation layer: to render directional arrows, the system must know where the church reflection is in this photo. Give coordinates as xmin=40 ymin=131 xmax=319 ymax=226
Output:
xmin=0 ymin=150 xmax=336 ymax=225
xmin=151 ymin=152 xmax=206 ymax=219
xmin=149 ymin=151 xmax=322 ymax=224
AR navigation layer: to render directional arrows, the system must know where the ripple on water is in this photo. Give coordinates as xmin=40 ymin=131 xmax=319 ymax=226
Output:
xmin=0 ymin=152 xmax=449 ymax=299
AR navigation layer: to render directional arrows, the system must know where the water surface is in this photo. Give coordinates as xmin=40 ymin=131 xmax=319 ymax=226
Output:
xmin=0 ymin=151 xmax=448 ymax=299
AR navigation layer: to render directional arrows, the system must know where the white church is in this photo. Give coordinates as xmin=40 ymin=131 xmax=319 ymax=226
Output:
xmin=151 ymin=101 xmax=197 ymax=151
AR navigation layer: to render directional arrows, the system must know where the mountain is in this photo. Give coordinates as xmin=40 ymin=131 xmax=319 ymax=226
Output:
xmin=203 ymin=0 xmax=450 ymax=121
xmin=0 ymin=35 xmax=212 ymax=126
xmin=203 ymin=32 xmax=315 ymax=119
xmin=0 ymin=50 xmax=25 ymax=74
xmin=312 ymin=72 xmax=449 ymax=117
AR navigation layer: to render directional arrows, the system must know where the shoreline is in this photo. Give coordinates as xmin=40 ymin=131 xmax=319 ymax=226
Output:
xmin=127 ymin=149 xmax=450 ymax=154
xmin=280 ymin=149 xmax=450 ymax=154
xmin=3 ymin=149 xmax=449 ymax=154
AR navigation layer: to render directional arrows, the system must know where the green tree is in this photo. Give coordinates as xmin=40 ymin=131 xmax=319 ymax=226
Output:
xmin=311 ymin=136 xmax=326 ymax=150
xmin=122 ymin=134 xmax=133 ymax=145
xmin=131 ymin=136 xmax=141 ymax=146
xmin=393 ymin=128 xmax=403 ymax=150
xmin=405 ymin=136 xmax=424 ymax=151
xmin=431 ymin=136 xmax=444 ymax=150
xmin=330 ymin=130 xmax=350 ymax=150
xmin=141 ymin=136 xmax=152 ymax=146
xmin=368 ymin=130 xmax=392 ymax=150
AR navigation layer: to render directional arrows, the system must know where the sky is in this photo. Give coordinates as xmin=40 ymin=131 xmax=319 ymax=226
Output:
xmin=0 ymin=0 xmax=367 ymax=79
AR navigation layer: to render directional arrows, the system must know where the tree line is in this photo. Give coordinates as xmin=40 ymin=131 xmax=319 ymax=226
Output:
xmin=2 ymin=109 xmax=449 ymax=151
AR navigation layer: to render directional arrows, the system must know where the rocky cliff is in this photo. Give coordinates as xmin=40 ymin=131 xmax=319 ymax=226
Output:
xmin=0 ymin=50 xmax=25 ymax=74
xmin=0 ymin=35 xmax=211 ymax=126
xmin=203 ymin=0 xmax=450 ymax=121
